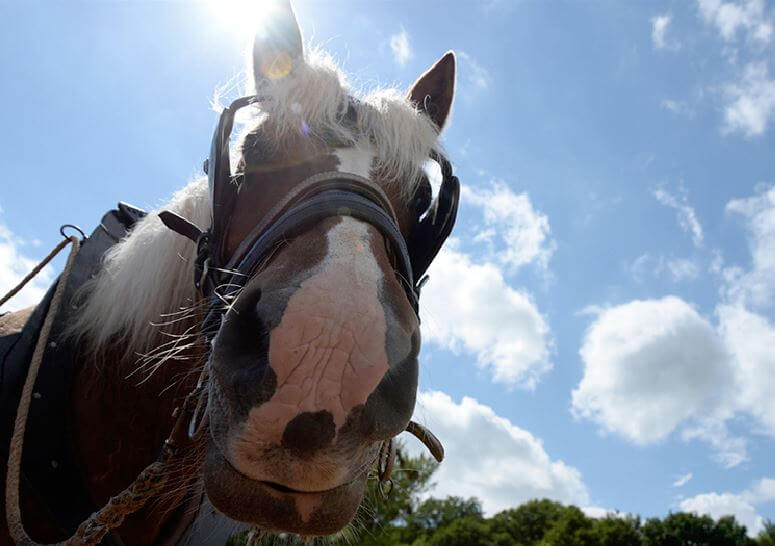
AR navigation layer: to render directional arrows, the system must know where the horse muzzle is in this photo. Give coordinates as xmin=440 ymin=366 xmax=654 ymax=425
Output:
xmin=203 ymin=442 xmax=369 ymax=535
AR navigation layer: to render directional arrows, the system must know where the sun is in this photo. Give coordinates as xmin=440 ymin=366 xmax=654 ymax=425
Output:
xmin=206 ymin=0 xmax=289 ymax=42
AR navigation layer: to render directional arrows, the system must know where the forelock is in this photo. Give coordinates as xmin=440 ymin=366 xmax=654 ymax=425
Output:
xmin=238 ymin=48 xmax=443 ymax=198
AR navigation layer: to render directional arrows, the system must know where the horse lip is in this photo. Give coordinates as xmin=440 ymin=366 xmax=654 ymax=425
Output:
xmin=257 ymin=478 xmax=356 ymax=496
xmin=210 ymin=439 xmax=361 ymax=496
xmin=204 ymin=443 xmax=368 ymax=535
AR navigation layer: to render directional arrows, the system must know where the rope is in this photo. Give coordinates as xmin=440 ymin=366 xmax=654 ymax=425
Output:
xmin=5 ymin=235 xmax=80 ymax=545
xmin=0 ymin=238 xmax=72 ymax=310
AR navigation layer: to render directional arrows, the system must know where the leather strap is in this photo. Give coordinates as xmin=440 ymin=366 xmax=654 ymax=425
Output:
xmin=225 ymin=183 xmax=416 ymax=310
xmin=223 ymin=171 xmax=397 ymax=272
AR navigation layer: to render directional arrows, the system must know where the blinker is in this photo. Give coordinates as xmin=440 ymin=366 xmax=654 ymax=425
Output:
xmin=208 ymin=95 xmax=261 ymax=266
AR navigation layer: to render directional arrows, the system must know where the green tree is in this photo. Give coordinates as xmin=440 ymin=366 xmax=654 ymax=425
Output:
xmin=713 ymin=515 xmax=756 ymax=545
xmin=643 ymin=512 xmax=755 ymax=546
xmin=407 ymin=496 xmax=483 ymax=534
xmin=356 ymin=447 xmax=439 ymax=546
xmin=489 ymin=498 xmax=566 ymax=545
xmin=593 ymin=515 xmax=643 ymax=546
xmin=421 ymin=516 xmax=495 ymax=546
xmin=540 ymin=505 xmax=596 ymax=546
xmin=758 ymin=520 xmax=775 ymax=546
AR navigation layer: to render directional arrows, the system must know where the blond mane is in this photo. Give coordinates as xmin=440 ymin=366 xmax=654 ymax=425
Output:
xmin=72 ymin=50 xmax=443 ymax=355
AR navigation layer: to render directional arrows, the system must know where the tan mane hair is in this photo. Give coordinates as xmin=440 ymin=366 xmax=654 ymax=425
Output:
xmin=71 ymin=49 xmax=443 ymax=355
xmin=232 ymin=48 xmax=442 ymax=197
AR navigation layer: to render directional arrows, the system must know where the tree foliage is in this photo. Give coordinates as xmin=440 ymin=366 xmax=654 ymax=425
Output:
xmin=758 ymin=521 xmax=775 ymax=546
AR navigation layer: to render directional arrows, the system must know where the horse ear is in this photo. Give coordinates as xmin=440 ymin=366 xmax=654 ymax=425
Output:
xmin=407 ymin=51 xmax=456 ymax=131
xmin=252 ymin=0 xmax=304 ymax=84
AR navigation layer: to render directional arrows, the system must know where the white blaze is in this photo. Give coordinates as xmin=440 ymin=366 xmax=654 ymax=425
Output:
xmin=334 ymin=146 xmax=375 ymax=179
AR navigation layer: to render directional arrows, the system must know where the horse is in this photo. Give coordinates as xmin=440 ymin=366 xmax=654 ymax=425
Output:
xmin=0 ymin=3 xmax=458 ymax=544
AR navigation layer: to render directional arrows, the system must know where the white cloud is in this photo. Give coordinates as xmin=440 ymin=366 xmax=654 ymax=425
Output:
xmin=581 ymin=506 xmax=624 ymax=519
xmin=630 ymin=254 xmax=700 ymax=283
xmin=680 ymin=477 xmax=775 ymax=536
xmin=629 ymin=253 xmax=656 ymax=283
xmin=667 ymin=258 xmax=701 ymax=282
xmin=661 ymin=99 xmax=694 ymax=117
xmin=652 ymin=14 xmax=680 ymax=50
xmin=724 ymin=185 xmax=775 ymax=306
xmin=571 ymin=294 xmax=751 ymax=466
xmin=653 ymin=186 xmax=705 ymax=247
xmin=694 ymin=0 xmax=775 ymax=135
xmin=571 ymin=297 xmax=732 ymax=445
xmin=682 ymin=492 xmax=762 ymax=535
xmin=697 ymin=0 xmax=773 ymax=44
xmin=421 ymin=245 xmax=552 ymax=388
xmin=457 ymin=51 xmax=492 ymax=91
xmin=0 ymin=223 xmax=53 ymax=312
xmin=710 ymin=249 xmax=725 ymax=274
xmin=403 ymin=391 xmax=589 ymax=515
xmin=673 ymin=472 xmax=693 ymax=487
xmin=681 ymin=418 xmax=748 ymax=467
xmin=746 ymin=477 xmax=775 ymax=502
xmin=463 ymin=182 xmax=556 ymax=272
xmin=389 ymin=27 xmax=412 ymax=66
xmin=724 ymin=62 xmax=775 ymax=137
xmin=576 ymin=186 xmax=775 ymax=466
xmin=717 ymin=304 xmax=775 ymax=435
xmin=712 ymin=188 xmax=775 ymax=443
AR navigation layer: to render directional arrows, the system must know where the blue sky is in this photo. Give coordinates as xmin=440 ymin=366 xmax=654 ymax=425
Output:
xmin=2 ymin=0 xmax=775 ymax=536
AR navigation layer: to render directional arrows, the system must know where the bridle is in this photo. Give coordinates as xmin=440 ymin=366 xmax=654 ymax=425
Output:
xmin=160 ymin=94 xmax=460 ymax=326
xmin=160 ymin=93 xmax=458 ymax=484
xmin=159 ymin=92 xmax=458 ymax=504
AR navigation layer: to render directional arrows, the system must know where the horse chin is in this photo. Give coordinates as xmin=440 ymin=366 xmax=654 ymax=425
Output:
xmin=203 ymin=443 xmax=367 ymax=536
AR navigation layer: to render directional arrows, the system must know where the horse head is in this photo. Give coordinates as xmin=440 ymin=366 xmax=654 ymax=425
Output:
xmin=179 ymin=3 xmax=458 ymax=536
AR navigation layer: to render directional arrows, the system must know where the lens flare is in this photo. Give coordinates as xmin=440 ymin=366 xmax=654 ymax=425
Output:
xmin=259 ymin=50 xmax=294 ymax=80
xmin=207 ymin=0 xmax=287 ymax=41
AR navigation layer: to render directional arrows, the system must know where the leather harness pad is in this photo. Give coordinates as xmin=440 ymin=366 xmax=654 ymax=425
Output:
xmin=0 ymin=203 xmax=146 ymax=544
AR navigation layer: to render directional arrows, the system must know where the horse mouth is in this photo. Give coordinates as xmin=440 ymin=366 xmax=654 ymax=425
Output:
xmin=203 ymin=443 xmax=367 ymax=536
xmin=258 ymin=480 xmax=344 ymax=495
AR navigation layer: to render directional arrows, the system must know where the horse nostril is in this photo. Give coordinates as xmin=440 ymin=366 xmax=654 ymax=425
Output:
xmin=234 ymin=285 xmax=262 ymax=315
xmin=210 ymin=283 xmax=275 ymax=419
xmin=224 ymin=284 xmax=263 ymax=325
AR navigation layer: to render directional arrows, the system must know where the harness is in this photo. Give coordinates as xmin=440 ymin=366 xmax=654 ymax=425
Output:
xmin=1 ymin=205 xmax=146 ymax=545
xmin=2 ymin=94 xmax=458 ymax=545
